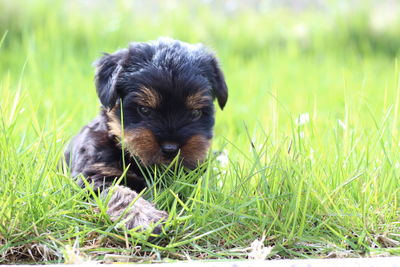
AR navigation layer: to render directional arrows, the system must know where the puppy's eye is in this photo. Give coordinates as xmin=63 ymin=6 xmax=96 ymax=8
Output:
xmin=137 ymin=106 xmax=152 ymax=117
xmin=191 ymin=109 xmax=202 ymax=121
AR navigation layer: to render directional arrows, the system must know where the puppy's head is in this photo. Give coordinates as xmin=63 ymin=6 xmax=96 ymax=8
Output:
xmin=95 ymin=38 xmax=228 ymax=169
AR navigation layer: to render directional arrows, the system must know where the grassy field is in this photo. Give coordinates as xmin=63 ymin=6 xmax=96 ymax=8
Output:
xmin=1 ymin=0 xmax=400 ymax=263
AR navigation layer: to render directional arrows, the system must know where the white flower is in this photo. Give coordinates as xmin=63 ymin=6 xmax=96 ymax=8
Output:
xmin=247 ymin=236 xmax=273 ymax=260
xmin=296 ymin=113 xmax=310 ymax=126
xmin=293 ymin=23 xmax=309 ymax=40
xmin=338 ymin=119 xmax=347 ymax=130
xmin=216 ymin=150 xmax=229 ymax=168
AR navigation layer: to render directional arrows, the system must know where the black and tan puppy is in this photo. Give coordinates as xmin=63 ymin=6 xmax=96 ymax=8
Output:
xmin=65 ymin=38 xmax=228 ymax=232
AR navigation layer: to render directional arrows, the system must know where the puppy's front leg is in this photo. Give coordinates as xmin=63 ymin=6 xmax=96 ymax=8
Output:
xmin=78 ymin=163 xmax=168 ymax=233
xmin=105 ymin=185 xmax=168 ymax=233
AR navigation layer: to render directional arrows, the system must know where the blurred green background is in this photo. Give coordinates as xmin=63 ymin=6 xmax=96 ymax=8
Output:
xmin=2 ymin=0 xmax=400 ymax=145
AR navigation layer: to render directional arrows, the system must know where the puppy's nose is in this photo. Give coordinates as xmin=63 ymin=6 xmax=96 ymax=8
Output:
xmin=161 ymin=142 xmax=180 ymax=157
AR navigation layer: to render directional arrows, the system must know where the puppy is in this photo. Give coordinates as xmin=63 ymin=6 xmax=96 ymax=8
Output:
xmin=64 ymin=38 xmax=228 ymax=233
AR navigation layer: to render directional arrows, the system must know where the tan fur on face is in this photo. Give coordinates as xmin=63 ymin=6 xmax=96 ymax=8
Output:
xmin=124 ymin=128 xmax=161 ymax=165
xmin=107 ymin=109 xmax=162 ymax=165
xmin=107 ymin=109 xmax=211 ymax=168
xmin=181 ymin=134 xmax=211 ymax=169
xmin=107 ymin=107 xmax=122 ymax=137
xmin=132 ymin=86 xmax=161 ymax=108
xmin=186 ymin=90 xmax=212 ymax=110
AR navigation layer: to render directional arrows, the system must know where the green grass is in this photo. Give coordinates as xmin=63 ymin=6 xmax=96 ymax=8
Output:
xmin=1 ymin=0 xmax=400 ymax=263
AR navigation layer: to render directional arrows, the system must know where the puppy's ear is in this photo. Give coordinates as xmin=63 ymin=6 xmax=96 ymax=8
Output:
xmin=209 ymin=57 xmax=228 ymax=110
xmin=94 ymin=49 xmax=128 ymax=109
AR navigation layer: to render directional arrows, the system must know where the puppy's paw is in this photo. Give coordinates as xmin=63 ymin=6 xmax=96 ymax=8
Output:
xmin=124 ymin=205 xmax=168 ymax=234
xmin=106 ymin=185 xmax=168 ymax=233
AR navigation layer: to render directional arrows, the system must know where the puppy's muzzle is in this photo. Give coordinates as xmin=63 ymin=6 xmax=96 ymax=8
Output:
xmin=161 ymin=142 xmax=179 ymax=159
